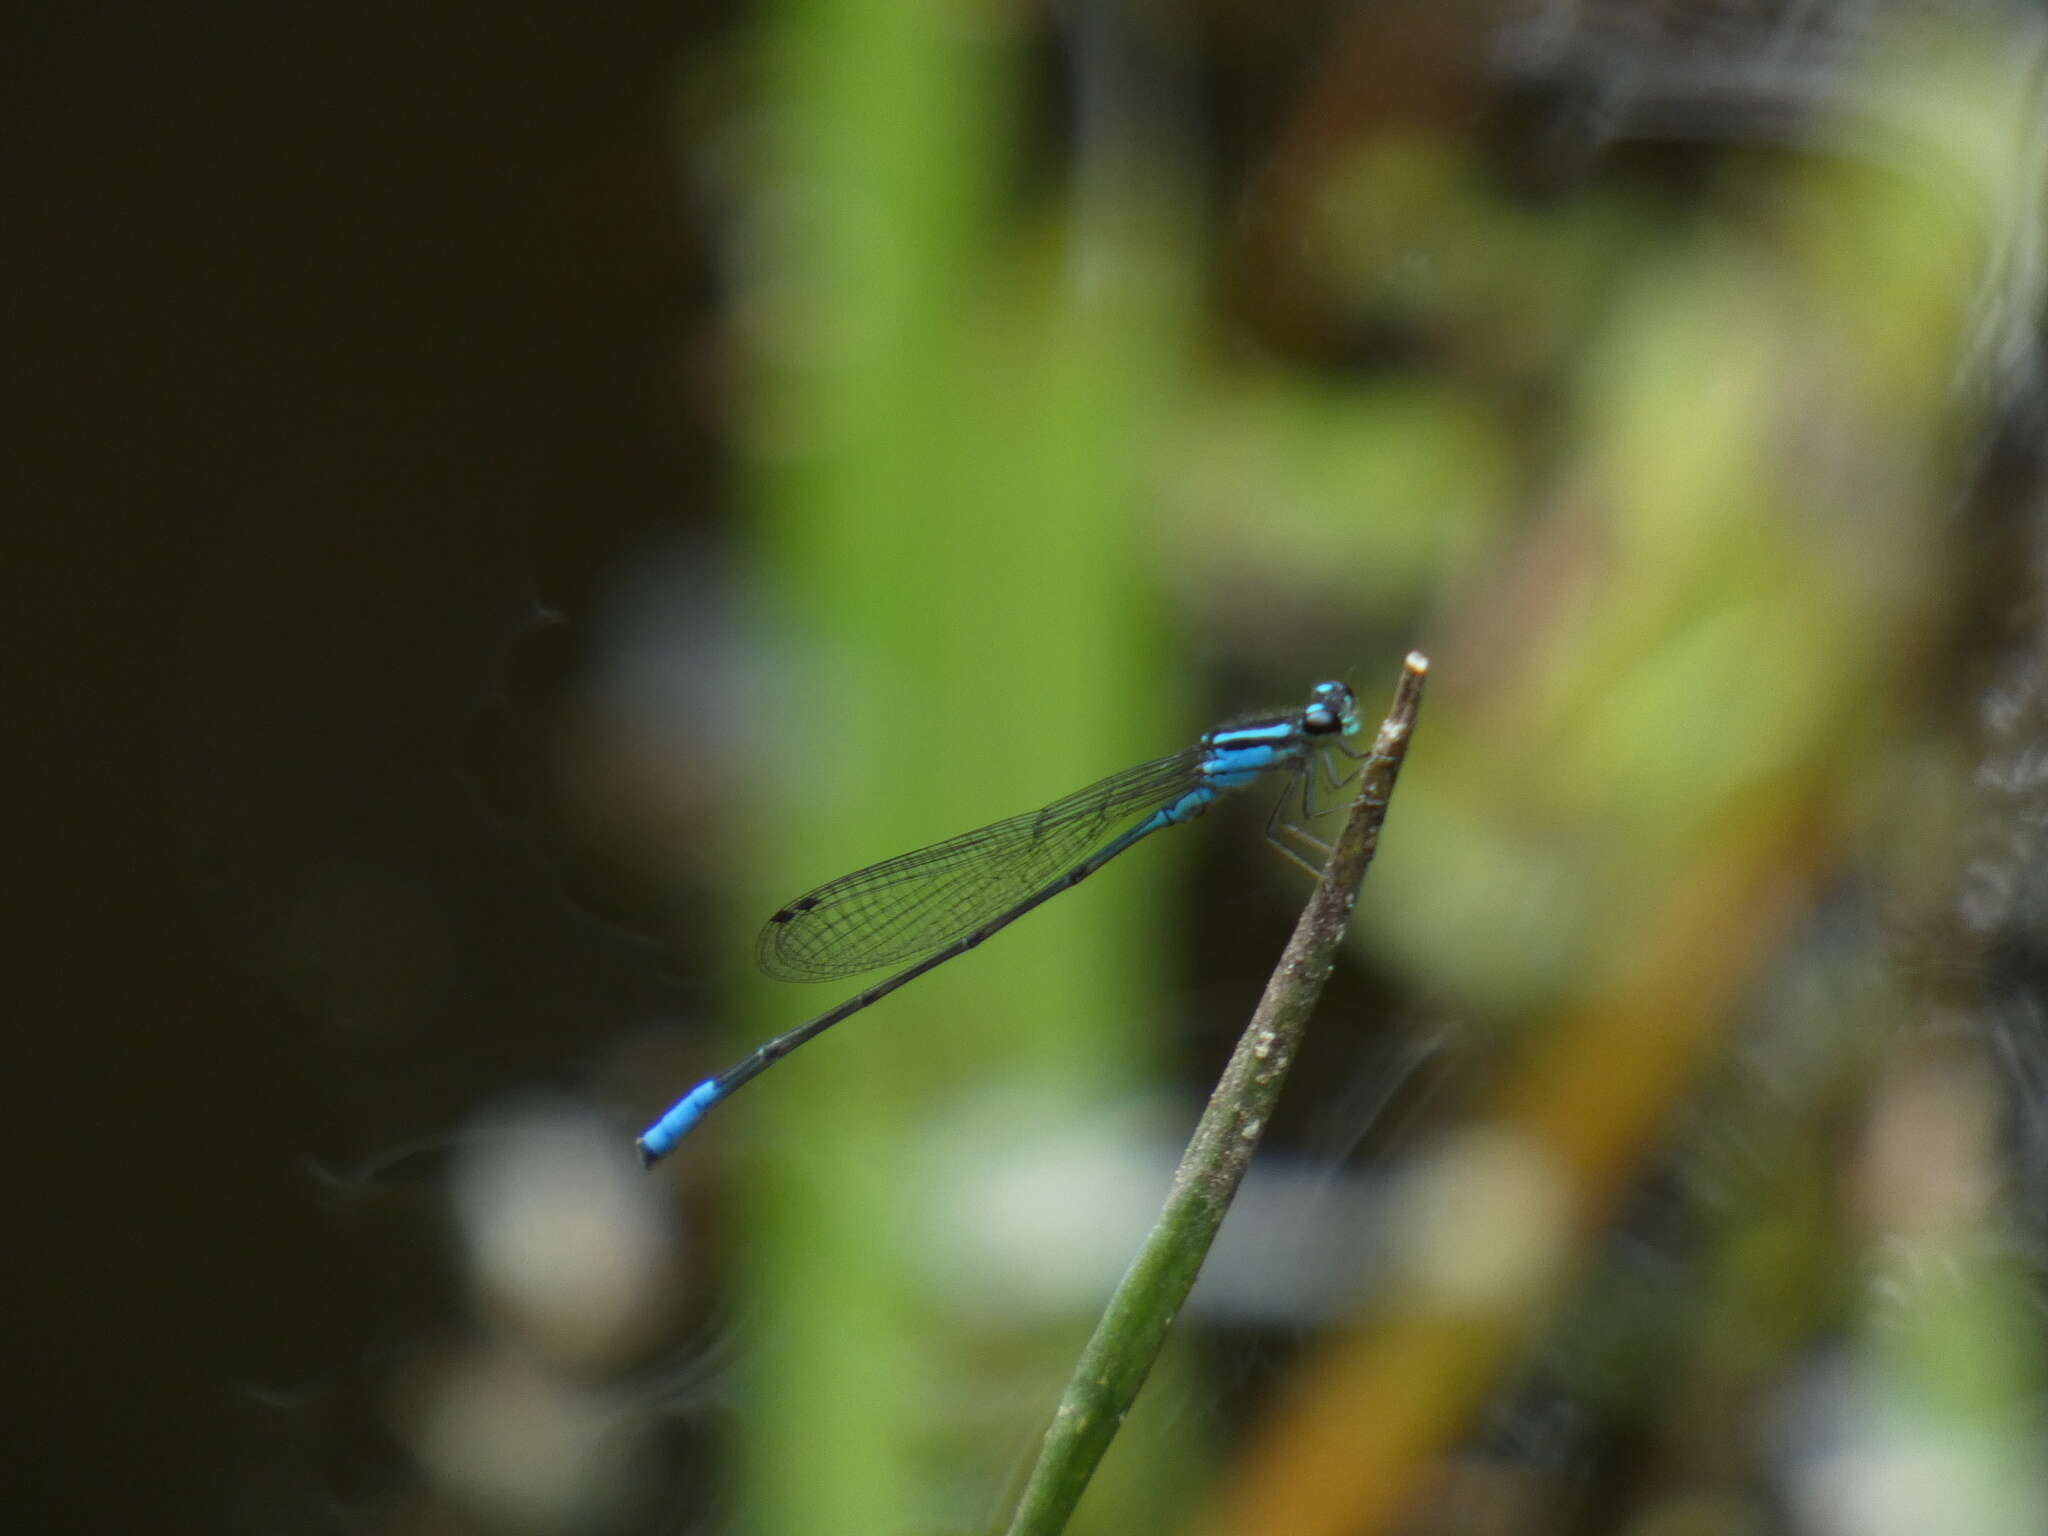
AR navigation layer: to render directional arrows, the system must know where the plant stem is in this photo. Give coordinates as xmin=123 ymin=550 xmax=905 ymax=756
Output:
xmin=1002 ymin=652 xmax=1431 ymax=1536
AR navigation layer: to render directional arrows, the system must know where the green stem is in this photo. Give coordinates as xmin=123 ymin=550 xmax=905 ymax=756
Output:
xmin=1001 ymin=652 xmax=1431 ymax=1536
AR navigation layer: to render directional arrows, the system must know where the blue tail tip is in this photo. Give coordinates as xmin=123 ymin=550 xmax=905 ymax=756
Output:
xmin=636 ymin=1079 xmax=722 ymax=1169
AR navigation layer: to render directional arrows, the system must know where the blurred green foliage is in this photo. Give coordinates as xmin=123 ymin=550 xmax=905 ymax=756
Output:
xmin=674 ymin=3 xmax=2048 ymax=1533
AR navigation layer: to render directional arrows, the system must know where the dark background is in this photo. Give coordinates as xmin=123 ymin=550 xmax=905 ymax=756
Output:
xmin=16 ymin=8 xmax=722 ymax=1526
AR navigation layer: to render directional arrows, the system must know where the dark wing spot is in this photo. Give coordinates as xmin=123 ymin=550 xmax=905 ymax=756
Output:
xmin=770 ymin=894 xmax=822 ymax=923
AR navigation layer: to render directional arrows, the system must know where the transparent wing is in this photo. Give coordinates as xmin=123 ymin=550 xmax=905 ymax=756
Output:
xmin=757 ymin=747 xmax=1209 ymax=981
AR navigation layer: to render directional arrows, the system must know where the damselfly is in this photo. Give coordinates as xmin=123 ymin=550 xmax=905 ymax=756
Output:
xmin=637 ymin=680 xmax=1366 ymax=1165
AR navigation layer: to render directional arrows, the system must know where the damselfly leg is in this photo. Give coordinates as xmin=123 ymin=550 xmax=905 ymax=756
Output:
xmin=1264 ymin=742 xmax=1368 ymax=875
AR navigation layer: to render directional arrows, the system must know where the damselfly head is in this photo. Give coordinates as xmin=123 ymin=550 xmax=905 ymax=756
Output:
xmin=1303 ymin=680 xmax=1359 ymax=737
